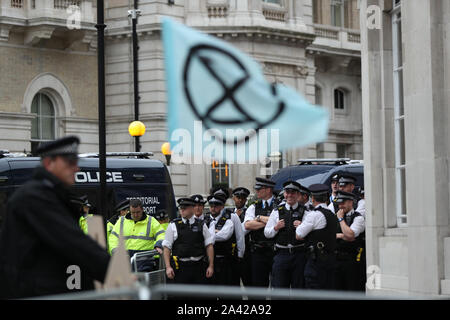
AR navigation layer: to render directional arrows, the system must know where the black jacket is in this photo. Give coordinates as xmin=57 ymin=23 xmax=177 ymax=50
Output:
xmin=0 ymin=167 xmax=110 ymax=299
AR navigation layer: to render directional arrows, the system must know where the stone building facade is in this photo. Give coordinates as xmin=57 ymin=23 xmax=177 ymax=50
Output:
xmin=360 ymin=0 xmax=450 ymax=296
xmin=0 ymin=0 xmax=363 ymax=198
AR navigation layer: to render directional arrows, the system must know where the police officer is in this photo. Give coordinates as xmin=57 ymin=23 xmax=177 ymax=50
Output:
xmin=106 ymin=199 xmax=130 ymax=246
xmin=230 ymin=187 xmax=251 ymax=287
xmin=265 ymin=181 xmax=309 ymax=289
xmin=244 ymin=177 xmax=276 ymax=288
xmin=296 ymin=184 xmax=337 ymax=290
xmin=207 ymin=194 xmax=236 ymax=286
xmin=163 ymin=198 xmax=214 ymax=285
xmin=332 ymin=175 xmax=365 ymax=217
xmin=78 ymin=196 xmax=93 ymax=235
xmin=328 ymin=174 xmax=340 ymax=212
xmin=191 ymin=194 xmax=208 ymax=220
xmin=155 ymin=209 xmax=170 ymax=231
xmin=0 ymin=136 xmax=110 ymax=298
xmin=108 ymin=199 xmax=165 ymax=271
xmin=334 ymin=191 xmax=365 ymax=291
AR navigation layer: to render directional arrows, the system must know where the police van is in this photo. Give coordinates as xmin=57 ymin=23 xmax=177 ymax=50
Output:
xmin=0 ymin=151 xmax=177 ymax=228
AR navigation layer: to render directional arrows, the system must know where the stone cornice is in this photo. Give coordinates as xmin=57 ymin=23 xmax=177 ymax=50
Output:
xmin=105 ymin=23 xmax=316 ymax=47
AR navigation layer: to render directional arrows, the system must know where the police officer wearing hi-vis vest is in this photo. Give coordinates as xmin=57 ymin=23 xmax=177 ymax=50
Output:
xmin=296 ymin=184 xmax=338 ymax=289
xmin=334 ymin=191 xmax=366 ymax=291
xmin=244 ymin=177 xmax=276 ymax=288
xmin=163 ymin=198 xmax=214 ymax=285
xmin=264 ymin=181 xmax=310 ymax=289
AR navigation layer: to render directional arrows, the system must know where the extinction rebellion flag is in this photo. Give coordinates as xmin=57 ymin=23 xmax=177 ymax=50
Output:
xmin=162 ymin=18 xmax=329 ymax=164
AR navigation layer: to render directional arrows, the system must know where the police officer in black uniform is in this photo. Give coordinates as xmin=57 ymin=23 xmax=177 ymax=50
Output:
xmin=0 ymin=136 xmax=110 ymax=298
xmin=334 ymin=191 xmax=366 ymax=291
xmin=230 ymin=187 xmax=251 ymax=287
xmin=243 ymin=177 xmax=276 ymax=288
xmin=207 ymin=194 xmax=236 ymax=286
xmin=163 ymin=198 xmax=214 ymax=285
xmin=264 ymin=181 xmax=309 ymax=289
xmin=296 ymin=184 xmax=338 ymax=289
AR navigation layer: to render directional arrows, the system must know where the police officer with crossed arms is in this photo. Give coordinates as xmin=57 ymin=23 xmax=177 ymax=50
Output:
xmin=264 ymin=181 xmax=310 ymax=289
xmin=163 ymin=198 xmax=214 ymax=285
xmin=334 ymin=190 xmax=366 ymax=291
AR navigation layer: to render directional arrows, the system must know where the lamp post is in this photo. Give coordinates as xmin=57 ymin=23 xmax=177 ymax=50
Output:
xmin=129 ymin=121 xmax=146 ymax=150
xmin=161 ymin=142 xmax=172 ymax=173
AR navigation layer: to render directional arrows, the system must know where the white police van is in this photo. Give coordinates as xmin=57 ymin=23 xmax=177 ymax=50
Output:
xmin=0 ymin=151 xmax=177 ymax=227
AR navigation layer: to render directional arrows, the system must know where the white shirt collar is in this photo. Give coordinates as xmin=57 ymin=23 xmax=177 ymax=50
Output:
xmin=285 ymin=202 xmax=299 ymax=210
xmin=182 ymin=215 xmax=196 ymax=224
xmin=345 ymin=209 xmax=355 ymax=217
xmin=314 ymin=203 xmax=328 ymax=210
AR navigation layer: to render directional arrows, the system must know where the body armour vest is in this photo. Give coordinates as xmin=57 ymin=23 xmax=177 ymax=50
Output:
xmin=214 ymin=210 xmax=236 ymax=257
xmin=172 ymin=218 xmax=205 ymax=258
xmin=306 ymin=206 xmax=337 ymax=254
xmin=275 ymin=204 xmax=306 ymax=247
xmin=336 ymin=211 xmax=365 ymax=254
xmin=249 ymin=200 xmax=275 ymax=246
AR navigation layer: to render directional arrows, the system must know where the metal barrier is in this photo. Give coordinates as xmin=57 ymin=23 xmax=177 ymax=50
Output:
xmin=29 ymin=282 xmax=448 ymax=300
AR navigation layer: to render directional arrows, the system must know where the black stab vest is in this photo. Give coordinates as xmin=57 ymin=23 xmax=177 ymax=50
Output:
xmin=305 ymin=206 xmax=337 ymax=254
xmin=336 ymin=211 xmax=365 ymax=254
xmin=213 ymin=210 xmax=236 ymax=257
xmin=172 ymin=218 xmax=205 ymax=258
xmin=275 ymin=204 xmax=306 ymax=247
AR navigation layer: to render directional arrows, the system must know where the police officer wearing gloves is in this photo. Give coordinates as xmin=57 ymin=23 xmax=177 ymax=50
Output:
xmin=0 ymin=136 xmax=110 ymax=298
xmin=296 ymin=184 xmax=338 ymax=290
xmin=264 ymin=181 xmax=309 ymax=289
xmin=244 ymin=177 xmax=276 ymax=288
xmin=334 ymin=191 xmax=366 ymax=291
xmin=207 ymin=194 xmax=237 ymax=286
xmin=163 ymin=198 xmax=214 ymax=285
xmin=108 ymin=199 xmax=165 ymax=271
xmin=230 ymin=187 xmax=251 ymax=287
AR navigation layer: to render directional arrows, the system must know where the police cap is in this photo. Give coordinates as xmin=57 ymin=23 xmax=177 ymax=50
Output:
xmin=115 ymin=199 xmax=130 ymax=213
xmin=232 ymin=187 xmax=250 ymax=198
xmin=177 ymin=198 xmax=196 ymax=207
xmin=212 ymin=187 xmax=230 ymax=199
xmin=190 ymin=194 xmax=206 ymax=205
xmin=207 ymin=194 xmax=226 ymax=206
xmin=308 ymin=184 xmax=330 ymax=196
xmin=335 ymin=191 xmax=356 ymax=203
xmin=36 ymin=136 xmax=80 ymax=159
xmin=339 ymin=175 xmax=357 ymax=186
xmin=283 ymin=180 xmax=302 ymax=192
xmin=331 ymin=174 xmax=340 ymax=182
xmin=254 ymin=177 xmax=276 ymax=190
xmin=155 ymin=209 xmax=169 ymax=220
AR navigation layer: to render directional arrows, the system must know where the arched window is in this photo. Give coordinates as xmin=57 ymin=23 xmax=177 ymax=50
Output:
xmin=334 ymin=88 xmax=346 ymax=110
xmin=31 ymin=93 xmax=56 ymax=154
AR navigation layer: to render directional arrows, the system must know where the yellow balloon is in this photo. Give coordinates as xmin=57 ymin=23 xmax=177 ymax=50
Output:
xmin=128 ymin=121 xmax=146 ymax=137
xmin=161 ymin=142 xmax=171 ymax=155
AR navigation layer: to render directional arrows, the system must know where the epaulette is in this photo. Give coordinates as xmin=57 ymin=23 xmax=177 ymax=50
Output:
xmin=172 ymin=217 xmax=182 ymax=224
xmin=278 ymin=206 xmax=284 ymax=211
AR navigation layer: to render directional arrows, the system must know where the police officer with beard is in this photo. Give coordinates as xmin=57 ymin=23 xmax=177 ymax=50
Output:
xmin=0 ymin=136 xmax=110 ymax=299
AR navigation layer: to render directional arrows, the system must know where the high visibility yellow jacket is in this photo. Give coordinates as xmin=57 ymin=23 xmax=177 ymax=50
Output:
xmin=108 ymin=214 xmax=165 ymax=255
xmin=79 ymin=214 xmax=93 ymax=235
xmin=160 ymin=222 xmax=169 ymax=231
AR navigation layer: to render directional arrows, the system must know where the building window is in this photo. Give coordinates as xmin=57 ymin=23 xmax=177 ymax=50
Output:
xmin=262 ymin=0 xmax=281 ymax=4
xmin=334 ymin=88 xmax=346 ymax=110
xmin=336 ymin=143 xmax=348 ymax=158
xmin=331 ymin=0 xmax=345 ymax=27
xmin=315 ymin=85 xmax=322 ymax=105
xmin=211 ymin=161 xmax=230 ymax=190
xmin=391 ymin=0 xmax=406 ymax=225
xmin=31 ymin=93 xmax=56 ymax=155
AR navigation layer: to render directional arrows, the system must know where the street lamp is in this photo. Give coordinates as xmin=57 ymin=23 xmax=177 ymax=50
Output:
xmin=161 ymin=142 xmax=172 ymax=167
xmin=128 ymin=121 xmax=146 ymax=151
